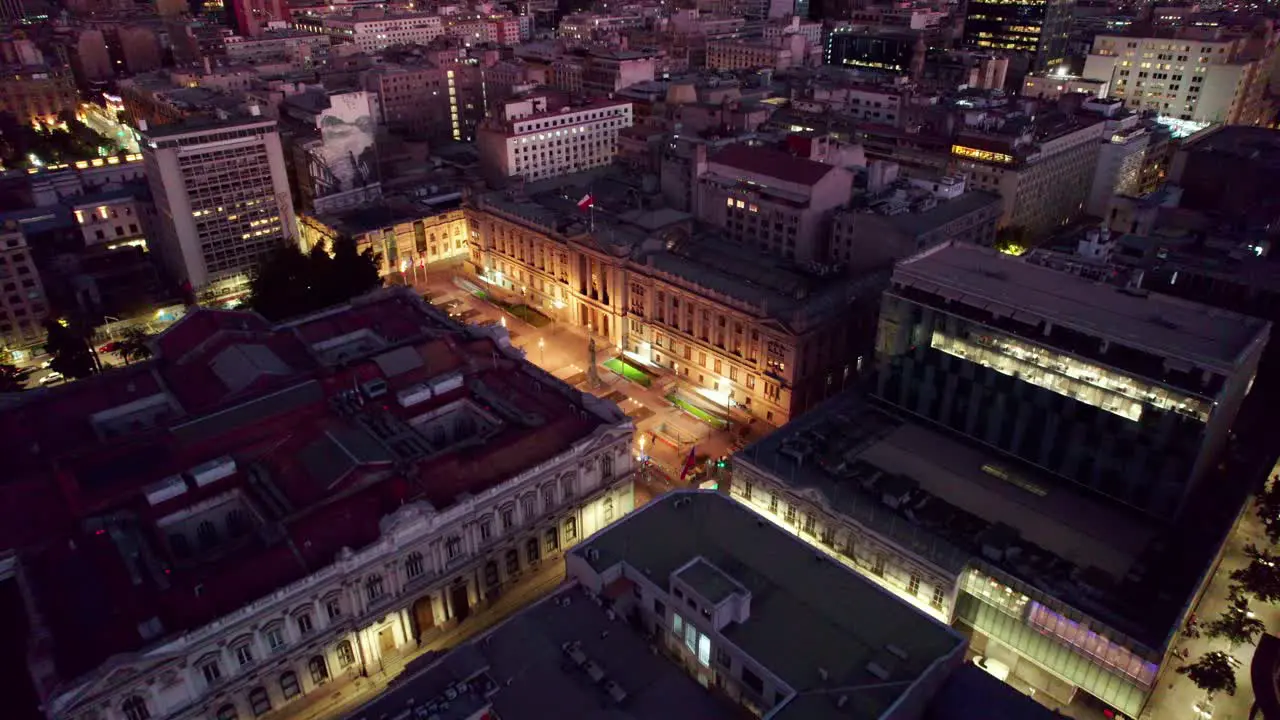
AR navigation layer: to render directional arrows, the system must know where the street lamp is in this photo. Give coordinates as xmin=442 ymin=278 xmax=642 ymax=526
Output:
xmin=537 ymin=337 xmax=545 ymax=365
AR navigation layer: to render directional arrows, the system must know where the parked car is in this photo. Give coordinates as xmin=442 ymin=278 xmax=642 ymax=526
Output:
xmin=98 ymin=341 xmax=119 ymax=354
xmin=38 ymin=371 xmax=63 ymax=385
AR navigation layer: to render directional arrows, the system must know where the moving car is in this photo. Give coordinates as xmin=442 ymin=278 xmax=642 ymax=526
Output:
xmin=38 ymin=371 xmax=63 ymax=385
xmin=98 ymin=341 xmax=120 ymax=353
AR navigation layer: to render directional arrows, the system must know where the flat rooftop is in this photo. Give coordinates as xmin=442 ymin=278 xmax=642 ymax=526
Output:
xmin=894 ymin=242 xmax=1270 ymax=372
xmin=735 ymin=392 xmax=1184 ymax=650
xmin=573 ymin=491 xmax=966 ymax=720
xmin=354 ymin=584 xmax=746 ymax=720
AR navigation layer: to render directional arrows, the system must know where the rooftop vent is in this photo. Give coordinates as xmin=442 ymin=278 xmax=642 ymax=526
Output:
xmin=865 ymin=662 xmax=890 ymax=680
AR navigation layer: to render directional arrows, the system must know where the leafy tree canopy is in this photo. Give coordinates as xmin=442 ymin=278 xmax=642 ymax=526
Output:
xmin=43 ymin=319 xmax=97 ymax=380
xmin=1230 ymin=544 xmax=1280 ymax=604
xmin=1204 ymin=594 xmax=1266 ymax=649
xmin=1178 ymin=651 xmax=1237 ymax=700
xmin=116 ymin=326 xmax=154 ymax=365
xmin=247 ymin=236 xmax=382 ymax=321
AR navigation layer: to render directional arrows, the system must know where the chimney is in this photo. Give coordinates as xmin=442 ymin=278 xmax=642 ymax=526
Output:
xmin=137 ymin=118 xmax=148 ymax=132
xmin=248 ymin=103 xmax=261 ymax=116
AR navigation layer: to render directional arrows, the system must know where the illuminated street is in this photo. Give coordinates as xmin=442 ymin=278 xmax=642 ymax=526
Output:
xmin=416 ymin=270 xmax=758 ymax=487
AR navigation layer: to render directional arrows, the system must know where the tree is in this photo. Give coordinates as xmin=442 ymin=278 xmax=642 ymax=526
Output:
xmin=995 ymin=225 xmax=1030 ymax=256
xmin=43 ymin=319 xmax=97 ymax=380
xmin=0 ymin=363 xmax=28 ymax=392
xmin=1230 ymin=544 xmax=1280 ymax=604
xmin=116 ymin=327 xmax=154 ymax=364
xmin=1256 ymin=481 xmax=1280 ymax=545
xmin=1178 ymin=651 xmax=1237 ymax=700
xmin=247 ymin=237 xmax=382 ymax=321
xmin=1204 ymin=595 xmax=1265 ymax=649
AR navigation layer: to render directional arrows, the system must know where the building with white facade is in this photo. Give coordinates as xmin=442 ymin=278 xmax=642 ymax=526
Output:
xmin=476 ymin=95 xmax=633 ymax=185
xmin=141 ymin=115 xmax=297 ymax=304
xmin=304 ymin=13 xmax=443 ymax=53
xmin=1 ymin=288 xmax=635 ymax=720
xmin=1083 ymin=30 xmax=1272 ymax=126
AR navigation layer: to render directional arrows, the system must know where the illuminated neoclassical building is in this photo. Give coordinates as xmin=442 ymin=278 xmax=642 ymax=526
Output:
xmin=0 ymin=287 xmax=635 ymax=720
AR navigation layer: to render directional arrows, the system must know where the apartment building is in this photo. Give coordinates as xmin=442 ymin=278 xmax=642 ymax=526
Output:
xmin=476 ymin=95 xmax=633 ymax=185
xmin=694 ymin=143 xmax=854 ymax=264
xmin=1084 ymin=30 xmax=1273 ymax=125
xmin=0 ymin=228 xmax=47 ymax=351
xmin=309 ymin=13 xmax=443 ymax=53
xmin=0 ymin=64 xmax=76 ymax=125
xmin=222 ymin=28 xmax=330 ymax=66
xmin=141 ymin=115 xmax=297 ymax=303
xmin=364 ymin=48 xmax=482 ymax=143
xmin=705 ymin=35 xmax=811 ymax=71
xmin=947 ymin=112 xmax=1106 ymax=235
xmin=71 ymin=191 xmax=149 ymax=247
xmin=3 ymin=289 xmax=635 ymax=720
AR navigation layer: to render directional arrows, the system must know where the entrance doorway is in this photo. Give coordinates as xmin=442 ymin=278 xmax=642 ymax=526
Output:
xmin=410 ymin=595 xmax=436 ymax=641
xmin=449 ymin=582 xmax=471 ymax=623
xmin=377 ymin=627 xmax=395 ymax=654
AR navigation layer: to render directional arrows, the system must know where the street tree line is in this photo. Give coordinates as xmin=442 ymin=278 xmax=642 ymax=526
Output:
xmin=1175 ymin=482 xmax=1280 ymax=702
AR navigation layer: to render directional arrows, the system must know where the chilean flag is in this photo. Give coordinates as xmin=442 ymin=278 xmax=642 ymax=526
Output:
xmin=679 ymin=446 xmax=698 ymax=482
xmin=576 ymin=193 xmax=595 ymax=211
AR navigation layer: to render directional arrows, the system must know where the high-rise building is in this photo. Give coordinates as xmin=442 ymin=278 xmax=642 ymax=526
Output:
xmin=1083 ymin=31 xmax=1272 ymax=126
xmin=873 ymin=242 xmax=1269 ymax=517
xmin=0 ymin=227 xmax=48 ymax=352
xmin=141 ymin=114 xmax=297 ymax=304
xmin=962 ymin=0 xmax=1074 ymax=73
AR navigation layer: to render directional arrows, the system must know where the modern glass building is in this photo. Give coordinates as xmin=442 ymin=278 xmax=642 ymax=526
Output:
xmin=874 ymin=242 xmax=1269 ymax=518
xmin=962 ymin=0 xmax=1075 ymax=72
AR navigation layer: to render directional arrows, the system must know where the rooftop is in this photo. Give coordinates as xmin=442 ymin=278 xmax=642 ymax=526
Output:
xmin=708 ymin=143 xmax=836 ymax=187
xmin=356 ymin=583 xmax=746 ymax=720
xmin=734 ymin=391 xmax=1201 ymax=651
xmin=894 ymin=242 xmax=1270 ymax=372
xmin=0 ymin=288 xmax=623 ymax=686
xmin=572 ymin=491 xmax=965 ymax=720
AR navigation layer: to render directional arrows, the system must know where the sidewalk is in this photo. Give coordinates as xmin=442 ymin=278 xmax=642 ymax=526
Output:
xmin=281 ymin=562 xmax=567 ymax=720
xmin=1143 ymin=482 xmax=1276 ymax=720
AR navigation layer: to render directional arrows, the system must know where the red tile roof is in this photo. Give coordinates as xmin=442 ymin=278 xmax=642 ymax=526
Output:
xmin=709 ymin=142 xmax=835 ymax=187
xmin=0 ymin=288 xmax=611 ymax=696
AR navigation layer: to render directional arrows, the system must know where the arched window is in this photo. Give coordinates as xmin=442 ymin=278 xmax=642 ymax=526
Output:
xmin=280 ymin=671 xmax=301 ymax=700
xmin=336 ymin=640 xmax=356 ymax=668
xmin=248 ymin=687 xmax=271 ymax=716
xmin=308 ymin=655 xmax=329 ymax=685
xmin=169 ymin=533 xmax=190 ymax=560
xmin=216 ymin=704 xmax=239 ymax=720
xmin=405 ymin=552 xmax=424 ymax=580
xmin=121 ymin=696 xmax=150 ymax=720
xmin=560 ymin=474 xmax=575 ymax=499
xmin=197 ymin=520 xmax=218 ymax=549
xmin=365 ymin=575 xmax=384 ymax=601
xmin=226 ymin=509 xmax=248 ymax=538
